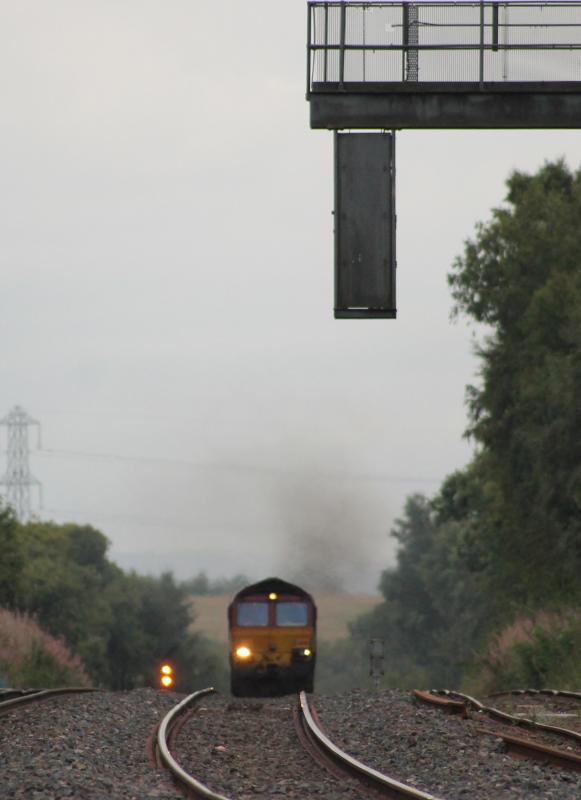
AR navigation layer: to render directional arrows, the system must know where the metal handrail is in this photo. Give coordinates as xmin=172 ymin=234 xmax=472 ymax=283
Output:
xmin=308 ymin=2 xmax=581 ymax=8
xmin=307 ymin=1 xmax=581 ymax=93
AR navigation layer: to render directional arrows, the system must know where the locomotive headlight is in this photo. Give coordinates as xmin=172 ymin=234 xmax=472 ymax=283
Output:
xmin=235 ymin=646 xmax=252 ymax=659
xmin=291 ymin=647 xmax=313 ymax=662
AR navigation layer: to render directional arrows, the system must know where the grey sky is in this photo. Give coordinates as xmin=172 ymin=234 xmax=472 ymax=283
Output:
xmin=2 ymin=1 xmax=580 ymax=590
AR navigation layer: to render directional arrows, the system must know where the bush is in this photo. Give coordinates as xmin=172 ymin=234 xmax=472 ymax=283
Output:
xmin=0 ymin=608 xmax=90 ymax=688
xmin=315 ymin=638 xmax=432 ymax=694
xmin=465 ymin=609 xmax=581 ymax=694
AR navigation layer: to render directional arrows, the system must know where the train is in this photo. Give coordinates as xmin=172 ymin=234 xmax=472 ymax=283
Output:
xmin=228 ymin=577 xmax=316 ymax=697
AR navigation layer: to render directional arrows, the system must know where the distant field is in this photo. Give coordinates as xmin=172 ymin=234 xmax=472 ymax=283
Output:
xmin=189 ymin=593 xmax=381 ymax=642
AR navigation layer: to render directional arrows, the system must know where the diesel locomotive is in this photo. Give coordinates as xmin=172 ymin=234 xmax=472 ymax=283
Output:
xmin=228 ymin=577 xmax=316 ymax=696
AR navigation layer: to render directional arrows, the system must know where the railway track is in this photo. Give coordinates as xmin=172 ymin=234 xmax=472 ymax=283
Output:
xmin=486 ymin=688 xmax=581 ymax=730
xmin=155 ymin=689 xmax=444 ymax=799
xmin=295 ymin=691 xmax=442 ymax=800
xmin=0 ymin=686 xmax=96 ymax=714
xmin=3 ymin=685 xmax=580 ymax=798
xmin=155 ymin=687 xmax=230 ymax=799
xmin=414 ymin=688 xmax=581 ymax=772
xmin=490 ymin=688 xmax=581 ymax=702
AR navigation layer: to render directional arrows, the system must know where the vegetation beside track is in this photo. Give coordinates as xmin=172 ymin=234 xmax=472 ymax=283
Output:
xmin=348 ymin=160 xmax=581 ymax=693
xmin=0 ymin=608 xmax=90 ymax=688
xmin=0 ymin=507 xmax=227 ymax=690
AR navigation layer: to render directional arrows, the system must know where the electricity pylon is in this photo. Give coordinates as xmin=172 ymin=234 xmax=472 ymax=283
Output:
xmin=0 ymin=406 xmax=42 ymax=522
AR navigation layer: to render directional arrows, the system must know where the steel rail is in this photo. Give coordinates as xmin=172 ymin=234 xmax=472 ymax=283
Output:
xmin=417 ymin=688 xmax=581 ymax=773
xmin=489 ymin=688 xmax=581 ymax=701
xmin=477 ymin=726 xmax=581 ymax=771
xmin=429 ymin=689 xmax=581 ymax=744
xmin=0 ymin=687 xmax=96 ymax=714
xmin=156 ymin=687 xmax=232 ymax=800
xmin=0 ymin=688 xmax=43 ymax=700
xmin=413 ymin=689 xmax=467 ymax=716
xmin=298 ymin=691 xmax=443 ymax=800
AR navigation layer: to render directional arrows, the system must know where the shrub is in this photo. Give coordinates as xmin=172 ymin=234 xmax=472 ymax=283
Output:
xmin=0 ymin=608 xmax=90 ymax=688
xmin=465 ymin=609 xmax=581 ymax=694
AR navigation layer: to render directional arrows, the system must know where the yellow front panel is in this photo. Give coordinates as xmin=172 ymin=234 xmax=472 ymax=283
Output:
xmin=231 ymin=626 xmax=315 ymax=669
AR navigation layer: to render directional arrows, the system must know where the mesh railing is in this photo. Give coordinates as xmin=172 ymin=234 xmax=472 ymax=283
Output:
xmin=307 ymin=2 xmax=581 ymax=88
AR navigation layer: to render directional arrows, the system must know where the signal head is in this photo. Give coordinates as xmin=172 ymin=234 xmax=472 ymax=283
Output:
xmin=159 ymin=662 xmax=175 ymax=689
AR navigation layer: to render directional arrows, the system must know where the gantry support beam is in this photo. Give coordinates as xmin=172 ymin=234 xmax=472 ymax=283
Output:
xmin=310 ymin=83 xmax=581 ymax=130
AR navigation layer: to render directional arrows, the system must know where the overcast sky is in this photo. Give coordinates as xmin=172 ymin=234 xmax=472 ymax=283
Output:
xmin=1 ymin=1 xmax=580 ymax=591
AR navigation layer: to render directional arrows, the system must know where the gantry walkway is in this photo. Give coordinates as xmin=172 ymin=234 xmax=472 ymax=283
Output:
xmin=307 ymin=1 xmax=581 ymax=128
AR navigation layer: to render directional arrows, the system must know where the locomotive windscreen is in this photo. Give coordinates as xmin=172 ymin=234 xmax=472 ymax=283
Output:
xmin=237 ymin=602 xmax=268 ymax=626
xmin=275 ymin=602 xmax=308 ymax=626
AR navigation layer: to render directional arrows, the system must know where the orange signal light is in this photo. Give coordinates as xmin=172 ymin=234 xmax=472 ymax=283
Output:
xmin=159 ymin=662 xmax=175 ymax=689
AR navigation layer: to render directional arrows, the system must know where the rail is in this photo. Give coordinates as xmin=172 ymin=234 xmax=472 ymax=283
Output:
xmin=0 ymin=687 xmax=97 ymax=714
xmin=156 ymin=688 xmax=232 ymax=800
xmin=418 ymin=688 xmax=581 ymax=772
xmin=297 ymin=690 xmax=443 ymax=799
xmin=429 ymin=689 xmax=581 ymax=744
xmin=490 ymin=688 xmax=581 ymax=700
xmin=307 ymin=1 xmax=581 ymax=93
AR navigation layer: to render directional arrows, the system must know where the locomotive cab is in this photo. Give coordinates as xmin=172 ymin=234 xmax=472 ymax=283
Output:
xmin=228 ymin=577 xmax=316 ymax=697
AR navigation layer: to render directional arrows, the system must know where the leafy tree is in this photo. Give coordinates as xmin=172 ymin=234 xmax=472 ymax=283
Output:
xmin=0 ymin=504 xmax=22 ymax=608
xmin=184 ymin=571 xmax=210 ymax=595
xmin=449 ymin=160 xmax=581 ymax=609
xmin=135 ymin=571 xmax=227 ymax=691
xmin=181 ymin=571 xmax=250 ymax=596
xmin=16 ymin=523 xmax=111 ymax=661
xmin=349 ymin=496 xmax=447 ymax=682
xmin=66 ymin=525 xmax=109 ymax=571
xmin=348 ymin=161 xmax=581 ymax=690
xmin=99 ymin=568 xmax=148 ymax=689
xmin=6 ymin=520 xmax=227 ymax=690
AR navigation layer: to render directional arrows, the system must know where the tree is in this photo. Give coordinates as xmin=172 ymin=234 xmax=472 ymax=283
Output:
xmin=347 ymin=162 xmax=581 ymax=690
xmin=0 ymin=517 xmax=229 ymax=690
xmin=66 ymin=525 xmax=109 ymax=571
xmin=349 ymin=495 xmax=448 ymax=682
xmin=0 ymin=503 xmax=22 ymax=608
xmin=449 ymin=160 xmax=581 ymax=609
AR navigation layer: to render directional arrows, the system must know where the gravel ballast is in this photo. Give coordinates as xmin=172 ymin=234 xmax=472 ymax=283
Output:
xmin=316 ymin=689 xmax=581 ymax=800
xmin=0 ymin=688 xmax=183 ymax=799
xmin=3 ymin=687 xmax=581 ymax=799
xmin=174 ymin=694 xmax=363 ymax=799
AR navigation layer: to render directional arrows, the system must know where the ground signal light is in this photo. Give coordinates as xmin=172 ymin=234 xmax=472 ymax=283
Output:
xmin=159 ymin=662 xmax=174 ymax=689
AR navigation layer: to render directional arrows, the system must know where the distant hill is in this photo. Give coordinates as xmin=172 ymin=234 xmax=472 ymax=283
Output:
xmin=189 ymin=593 xmax=381 ymax=643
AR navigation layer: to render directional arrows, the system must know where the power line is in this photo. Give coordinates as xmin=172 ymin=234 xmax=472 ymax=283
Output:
xmin=42 ymin=506 xmax=275 ymax=533
xmin=36 ymin=447 xmax=440 ymax=485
